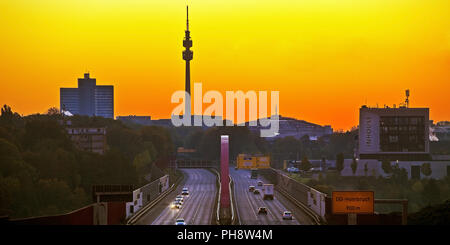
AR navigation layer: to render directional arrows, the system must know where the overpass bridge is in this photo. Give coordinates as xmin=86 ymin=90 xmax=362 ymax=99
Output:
xmin=168 ymin=159 xmax=218 ymax=169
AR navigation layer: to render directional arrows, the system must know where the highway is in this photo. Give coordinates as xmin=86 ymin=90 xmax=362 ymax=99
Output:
xmin=230 ymin=167 xmax=315 ymax=225
xmin=134 ymin=168 xmax=217 ymax=225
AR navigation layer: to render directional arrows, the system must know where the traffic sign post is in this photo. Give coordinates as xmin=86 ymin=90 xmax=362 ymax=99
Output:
xmin=332 ymin=191 xmax=375 ymax=225
xmin=347 ymin=213 xmax=357 ymax=225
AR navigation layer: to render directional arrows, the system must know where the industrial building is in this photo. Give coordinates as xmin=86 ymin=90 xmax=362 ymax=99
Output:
xmin=354 ymin=94 xmax=450 ymax=179
xmin=431 ymin=121 xmax=450 ymax=141
xmin=248 ymin=115 xmax=333 ymax=141
xmin=60 ymin=73 xmax=114 ymax=118
xmin=358 ymin=106 xmax=430 ymax=161
xmin=66 ymin=127 xmax=107 ymax=154
xmin=116 ymin=115 xmax=152 ymax=125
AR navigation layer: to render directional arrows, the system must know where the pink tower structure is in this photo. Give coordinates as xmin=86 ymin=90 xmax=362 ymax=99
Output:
xmin=220 ymin=135 xmax=230 ymax=208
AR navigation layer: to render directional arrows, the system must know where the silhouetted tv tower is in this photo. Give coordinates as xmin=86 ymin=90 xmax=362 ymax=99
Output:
xmin=182 ymin=5 xmax=193 ymax=117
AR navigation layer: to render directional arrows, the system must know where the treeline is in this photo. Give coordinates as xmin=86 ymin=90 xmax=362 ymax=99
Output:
xmin=0 ymin=105 xmax=174 ymax=218
xmin=408 ymin=199 xmax=450 ymax=225
xmin=267 ymin=132 xmax=356 ymax=168
xmin=175 ymin=125 xmax=357 ymax=168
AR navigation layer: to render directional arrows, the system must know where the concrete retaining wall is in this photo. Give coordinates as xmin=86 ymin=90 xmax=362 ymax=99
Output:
xmin=126 ymin=175 xmax=170 ymax=218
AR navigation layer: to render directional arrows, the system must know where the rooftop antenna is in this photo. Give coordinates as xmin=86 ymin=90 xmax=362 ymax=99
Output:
xmin=186 ymin=5 xmax=189 ymax=31
xmin=405 ymin=89 xmax=410 ymax=108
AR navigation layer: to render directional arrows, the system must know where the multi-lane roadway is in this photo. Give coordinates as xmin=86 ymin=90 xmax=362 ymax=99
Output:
xmin=134 ymin=167 xmax=315 ymax=225
xmin=230 ymin=167 xmax=315 ymax=225
xmin=135 ymin=168 xmax=217 ymax=225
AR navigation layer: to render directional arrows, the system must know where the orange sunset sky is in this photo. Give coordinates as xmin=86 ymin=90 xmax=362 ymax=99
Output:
xmin=1 ymin=0 xmax=449 ymax=130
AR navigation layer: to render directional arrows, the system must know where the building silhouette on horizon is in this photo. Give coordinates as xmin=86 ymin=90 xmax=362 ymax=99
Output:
xmin=60 ymin=73 xmax=114 ymax=118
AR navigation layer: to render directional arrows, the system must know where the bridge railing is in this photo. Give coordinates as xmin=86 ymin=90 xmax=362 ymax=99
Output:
xmin=169 ymin=159 xmax=218 ymax=168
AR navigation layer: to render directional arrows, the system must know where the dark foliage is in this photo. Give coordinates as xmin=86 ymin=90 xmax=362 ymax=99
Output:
xmin=408 ymin=199 xmax=450 ymax=225
xmin=0 ymin=105 xmax=173 ymax=218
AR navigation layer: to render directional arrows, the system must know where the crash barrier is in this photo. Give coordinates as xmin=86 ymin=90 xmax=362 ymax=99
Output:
xmin=7 ymin=175 xmax=176 ymax=225
xmin=210 ymin=168 xmax=236 ymax=225
xmin=275 ymin=186 xmax=322 ymax=225
xmin=263 ymin=168 xmax=326 ymax=224
xmin=211 ymin=168 xmax=221 ymax=225
xmin=229 ymin=175 xmax=239 ymax=225
xmin=9 ymin=202 xmax=126 ymax=225
xmin=265 ymin=168 xmax=405 ymax=225
xmin=127 ymin=174 xmax=183 ymax=225
xmin=125 ymin=175 xmax=171 ymax=219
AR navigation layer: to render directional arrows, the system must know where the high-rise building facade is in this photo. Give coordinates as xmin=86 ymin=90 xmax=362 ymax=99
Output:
xmin=358 ymin=105 xmax=430 ymax=161
xmin=60 ymin=73 xmax=114 ymax=118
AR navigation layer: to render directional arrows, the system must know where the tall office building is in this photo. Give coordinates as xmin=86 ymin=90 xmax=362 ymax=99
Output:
xmin=60 ymin=73 xmax=114 ymax=118
xmin=358 ymin=105 xmax=430 ymax=161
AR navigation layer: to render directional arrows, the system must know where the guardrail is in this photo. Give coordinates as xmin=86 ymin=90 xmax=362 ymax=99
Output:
xmin=229 ymin=175 xmax=239 ymax=225
xmin=211 ymin=167 xmax=237 ymax=225
xmin=127 ymin=174 xmax=184 ymax=225
xmin=210 ymin=168 xmax=222 ymax=225
xmin=264 ymin=168 xmax=325 ymax=225
xmin=275 ymin=186 xmax=322 ymax=225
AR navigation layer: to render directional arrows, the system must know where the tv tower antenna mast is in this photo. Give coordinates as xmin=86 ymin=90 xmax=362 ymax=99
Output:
xmin=405 ymin=89 xmax=410 ymax=108
xmin=182 ymin=5 xmax=193 ymax=117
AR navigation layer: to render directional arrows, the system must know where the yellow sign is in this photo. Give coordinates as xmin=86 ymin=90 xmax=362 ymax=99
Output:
xmin=332 ymin=191 xmax=374 ymax=214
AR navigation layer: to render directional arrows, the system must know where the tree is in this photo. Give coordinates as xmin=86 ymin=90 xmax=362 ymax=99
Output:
xmin=351 ymin=158 xmax=358 ymax=175
xmin=391 ymin=164 xmax=408 ymax=185
xmin=185 ymin=129 xmax=205 ymax=151
xmin=421 ymin=163 xmax=432 ymax=177
xmin=46 ymin=107 xmax=60 ymax=115
xmin=1 ymin=105 xmax=13 ymax=117
xmin=412 ymin=180 xmax=424 ymax=193
xmin=381 ymin=159 xmax=393 ymax=174
xmin=408 ymin=199 xmax=450 ymax=225
xmin=321 ymin=157 xmax=327 ymax=171
xmin=300 ymin=156 xmax=311 ymax=171
xmin=423 ymin=179 xmax=441 ymax=205
xmin=141 ymin=126 xmax=174 ymax=159
xmin=336 ymin=153 xmax=344 ymax=174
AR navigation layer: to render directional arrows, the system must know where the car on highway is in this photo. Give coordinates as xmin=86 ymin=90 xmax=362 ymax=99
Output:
xmin=171 ymin=200 xmax=182 ymax=209
xmin=310 ymin=167 xmax=323 ymax=173
xmin=181 ymin=187 xmax=189 ymax=195
xmin=175 ymin=196 xmax=183 ymax=204
xmin=282 ymin=211 xmax=293 ymax=220
xmin=175 ymin=218 xmax=186 ymax=225
xmin=258 ymin=207 xmax=268 ymax=215
xmin=248 ymin=186 xmax=255 ymax=192
xmin=257 ymin=181 xmax=263 ymax=186
xmin=287 ymin=167 xmax=300 ymax=173
xmin=253 ymin=189 xmax=260 ymax=195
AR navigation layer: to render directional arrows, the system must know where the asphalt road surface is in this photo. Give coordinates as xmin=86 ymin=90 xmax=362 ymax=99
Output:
xmin=135 ymin=168 xmax=217 ymax=225
xmin=230 ymin=167 xmax=315 ymax=225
